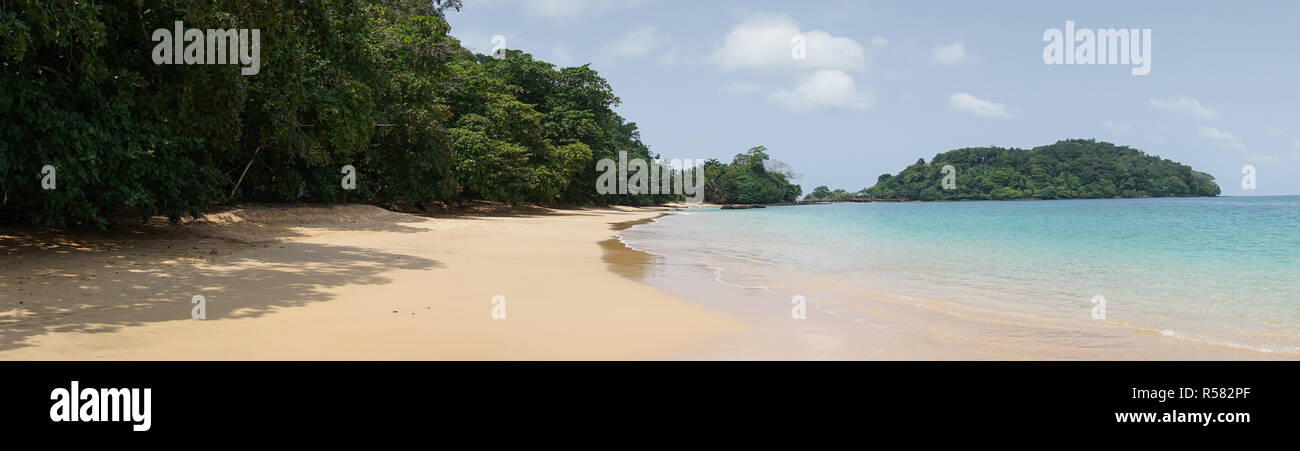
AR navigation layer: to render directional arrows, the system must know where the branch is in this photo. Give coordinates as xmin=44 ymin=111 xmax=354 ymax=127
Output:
xmin=229 ymin=145 xmax=264 ymax=201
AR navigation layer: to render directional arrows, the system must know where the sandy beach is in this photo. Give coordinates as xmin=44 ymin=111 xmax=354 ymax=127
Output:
xmin=0 ymin=203 xmax=1285 ymax=360
xmin=0 ymin=204 xmax=743 ymax=359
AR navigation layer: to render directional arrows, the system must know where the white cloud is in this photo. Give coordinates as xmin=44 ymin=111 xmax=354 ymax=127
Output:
xmin=931 ymin=42 xmax=972 ymax=65
xmin=710 ymin=13 xmax=866 ymax=71
xmin=1293 ymin=139 xmax=1300 ymax=149
xmin=1149 ymin=97 xmax=1220 ymax=120
xmin=1200 ymin=126 xmax=1245 ymax=152
xmin=723 ymin=82 xmax=760 ymax=94
xmin=768 ymin=70 xmax=873 ymax=111
xmin=1199 ymin=126 xmax=1238 ymax=141
xmin=604 ymin=26 xmax=669 ymax=58
xmin=949 ymin=92 xmax=1010 ymax=118
xmin=455 ymin=32 xmax=493 ymax=54
xmin=491 ymin=0 xmax=644 ymax=19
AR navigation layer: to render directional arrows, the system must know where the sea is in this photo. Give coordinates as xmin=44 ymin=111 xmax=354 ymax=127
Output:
xmin=618 ymin=196 xmax=1300 ymax=356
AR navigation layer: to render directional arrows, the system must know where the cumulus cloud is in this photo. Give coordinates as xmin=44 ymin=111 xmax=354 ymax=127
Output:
xmin=490 ymin=0 xmax=645 ymax=19
xmin=710 ymin=13 xmax=866 ymax=71
xmin=1149 ymin=97 xmax=1220 ymax=120
xmin=767 ymin=70 xmax=873 ymax=111
xmin=1200 ymin=126 xmax=1245 ymax=152
xmin=948 ymin=92 xmax=1010 ymax=118
xmin=931 ymin=42 xmax=972 ymax=65
xmin=605 ymin=26 xmax=669 ymax=58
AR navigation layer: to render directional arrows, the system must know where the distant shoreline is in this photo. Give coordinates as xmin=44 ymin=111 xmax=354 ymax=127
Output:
xmin=729 ymin=193 xmax=1230 ymax=208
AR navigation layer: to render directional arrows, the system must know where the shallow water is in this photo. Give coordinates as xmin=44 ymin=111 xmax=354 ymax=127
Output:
xmin=619 ymin=197 xmax=1300 ymax=355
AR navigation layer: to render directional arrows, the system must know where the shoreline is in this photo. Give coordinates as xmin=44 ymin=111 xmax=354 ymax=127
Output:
xmin=0 ymin=203 xmax=743 ymax=360
xmin=608 ymin=212 xmax=1292 ymax=360
xmin=1 ymin=202 xmax=1290 ymax=360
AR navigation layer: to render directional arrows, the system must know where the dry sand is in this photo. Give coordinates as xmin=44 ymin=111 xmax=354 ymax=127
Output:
xmin=0 ymin=204 xmax=744 ymax=359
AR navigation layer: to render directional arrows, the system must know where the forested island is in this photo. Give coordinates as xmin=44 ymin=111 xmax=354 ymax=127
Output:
xmin=859 ymin=140 xmax=1220 ymax=201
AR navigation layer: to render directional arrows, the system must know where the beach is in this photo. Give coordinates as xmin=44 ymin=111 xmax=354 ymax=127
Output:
xmin=0 ymin=204 xmax=742 ymax=360
xmin=0 ymin=203 xmax=1287 ymax=360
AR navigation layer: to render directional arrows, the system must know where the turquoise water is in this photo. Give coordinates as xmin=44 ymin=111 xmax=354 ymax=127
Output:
xmin=620 ymin=197 xmax=1300 ymax=354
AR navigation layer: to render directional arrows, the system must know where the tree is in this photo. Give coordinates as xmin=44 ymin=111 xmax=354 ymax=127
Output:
xmin=809 ymin=186 xmax=832 ymax=200
xmin=864 ymin=140 xmax=1219 ymax=201
xmin=702 ymin=146 xmax=801 ymax=204
xmin=0 ymin=0 xmax=698 ymax=225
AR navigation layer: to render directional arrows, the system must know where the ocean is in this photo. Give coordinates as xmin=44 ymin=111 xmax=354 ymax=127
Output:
xmin=619 ymin=196 xmax=1300 ymax=356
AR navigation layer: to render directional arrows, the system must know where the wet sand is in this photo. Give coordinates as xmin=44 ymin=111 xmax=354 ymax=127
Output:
xmin=603 ymin=214 xmax=1290 ymax=360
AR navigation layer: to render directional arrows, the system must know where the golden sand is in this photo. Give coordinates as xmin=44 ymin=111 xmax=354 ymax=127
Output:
xmin=0 ymin=204 xmax=742 ymax=359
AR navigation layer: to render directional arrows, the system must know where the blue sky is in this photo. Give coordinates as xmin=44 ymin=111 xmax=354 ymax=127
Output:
xmin=447 ymin=0 xmax=1300 ymax=195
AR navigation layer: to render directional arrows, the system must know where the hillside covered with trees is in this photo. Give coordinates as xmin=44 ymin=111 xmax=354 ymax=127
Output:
xmin=0 ymin=0 xmax=689 ymax=226
xmin=864 ymin=140 xmax=1221 ymax=201
xmin=701 ymin=146 xmax=802 ymax=204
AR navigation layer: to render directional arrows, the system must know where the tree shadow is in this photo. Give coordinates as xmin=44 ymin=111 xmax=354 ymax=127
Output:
xmin=0 ymin=208 xmax=442 ymax=353
xmin=0 ymin=202 xmax=668 ymax=353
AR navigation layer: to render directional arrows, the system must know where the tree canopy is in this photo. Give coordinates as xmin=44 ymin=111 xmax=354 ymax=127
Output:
xmin=805 ymin=186 xmax=859 ymax=201
xmin=863 ymin=140 xmax=1220 ymax=201
xmin=701 ymin=146 xmax=802 ymax=204
xmin=0 ymin=0 xmax=674 ymax=226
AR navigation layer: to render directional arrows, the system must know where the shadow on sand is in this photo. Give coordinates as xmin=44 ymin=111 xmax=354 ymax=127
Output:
xmin=0 ymin=206 xmax=443 ymax=353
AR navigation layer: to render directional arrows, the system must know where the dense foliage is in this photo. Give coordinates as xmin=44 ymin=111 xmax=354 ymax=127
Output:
xmin=0 ymin=0 xmax=675 ymax=226
xmin=864 ymin=140 xmax=1221 ymax=201
xmin=701 ymin=146 xmax=802 ymax=204
xmin=805 ymin=186 xmax=859 ymax=201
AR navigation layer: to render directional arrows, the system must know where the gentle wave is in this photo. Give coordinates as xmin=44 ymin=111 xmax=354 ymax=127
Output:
xmin=621 ymin=198 xmax=1300 ymax=356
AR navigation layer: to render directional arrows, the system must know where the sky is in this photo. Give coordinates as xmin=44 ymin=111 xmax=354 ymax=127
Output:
xmin=446 ymin=0 xmax=1300 ymax=196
